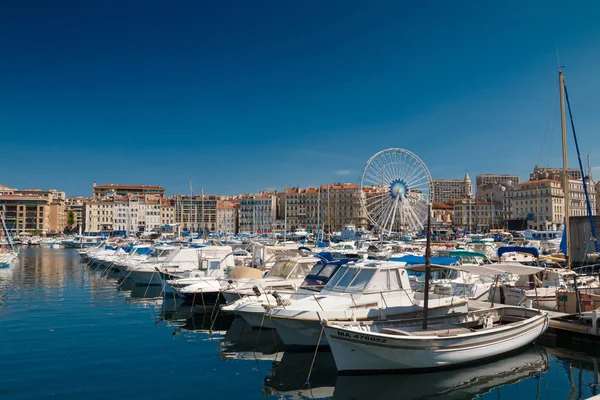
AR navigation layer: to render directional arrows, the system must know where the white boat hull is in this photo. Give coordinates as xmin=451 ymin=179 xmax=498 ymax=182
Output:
xmin=324 ymin=310 xmax=548 ymax=372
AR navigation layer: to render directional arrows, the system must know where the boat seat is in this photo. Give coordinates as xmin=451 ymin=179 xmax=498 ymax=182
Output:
xmin=380 ymin=328 xmax=415 ymax=336
xmin=380 ymin=325 xmax=471 ymax=337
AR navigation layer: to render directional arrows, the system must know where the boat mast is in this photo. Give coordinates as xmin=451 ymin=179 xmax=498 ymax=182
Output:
xmin=559 ymin=71 xmax=572 ymax=269
xmin=422 ymin=202 xmax=432 ymax=330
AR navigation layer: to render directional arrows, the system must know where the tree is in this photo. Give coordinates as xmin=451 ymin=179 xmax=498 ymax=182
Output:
xmin=67 ymin=211 xmax=75 ymax=226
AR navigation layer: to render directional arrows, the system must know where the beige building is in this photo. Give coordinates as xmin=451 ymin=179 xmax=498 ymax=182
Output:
xmin=530 ymin=167 xmax=582 ymax=181
xmin=432 ymin=202 xmax=453 ymax=228
xmin=475 ymin=174 xmax=520 ymax=191
xmin=217 ymin=202 xmax=237 ymax=234
xmin=0 ymin=189 xmax=66 ymax=234
xmin=174 ymin=194 xmax=218 ymax=233
xmin=92 ymin=183 xmax=165 ymax=200
xmin=511 ymin=177 xmax=595 ymax=231
xmin=66 ymin=196 xmax=87 ymax=230
xmin=476 ymin=181 xmax=515 ymax=223
xmin=0 ymin=184 xmax=16 ymax=194
xmin=239 ymin=193 xmax=278 ymax=233
xmin=452 ymin=199 xmax=503 ymax=231
xmin=278 ymin=184 xmax=367 ymax=233
xmin=161 ymin=197 xmax=175 ymax=228
xmin=85 ymin=200 xmax=114 ymax=233
xmin=432 ymin=173 xmax=473 ymax=204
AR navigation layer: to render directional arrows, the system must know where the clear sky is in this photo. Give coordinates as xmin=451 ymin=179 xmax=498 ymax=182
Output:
xmin=2 ymin=0 xmax=600 ymax=197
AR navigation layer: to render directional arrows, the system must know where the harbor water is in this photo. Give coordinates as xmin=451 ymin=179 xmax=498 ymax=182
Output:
xmin=1 ymin=247 xmax=600 ymax=400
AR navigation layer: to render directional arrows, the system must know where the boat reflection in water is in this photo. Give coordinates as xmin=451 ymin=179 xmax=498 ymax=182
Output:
xmin=332 ymin=345 xmax=549 ymax=400
xmin=158 ymin=301 xmax=234 ymax=337
xmin=220 ymin=317 xmax=284 ymax=361
xmin=263 ymin=351 xmax=336 ymax=399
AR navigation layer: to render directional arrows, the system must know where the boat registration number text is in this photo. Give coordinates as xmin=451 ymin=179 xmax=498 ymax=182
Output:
xmin=336 ymin=330 xmax=387 ymax=343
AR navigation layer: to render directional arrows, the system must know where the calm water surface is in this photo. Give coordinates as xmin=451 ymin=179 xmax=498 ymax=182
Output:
xmin=1 ymin=247 xmax=600 ymax=399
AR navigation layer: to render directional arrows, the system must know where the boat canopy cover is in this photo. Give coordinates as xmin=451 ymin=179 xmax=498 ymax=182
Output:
xmin=407 ymin=263 xmax=543 ymax=276
xmin=497 ymin=246 xmax=539 ymax=258
xmin=448 ymin=250 xmax=487 ymax=258
xmin=390 ymin=255 xmax=459 ymax=265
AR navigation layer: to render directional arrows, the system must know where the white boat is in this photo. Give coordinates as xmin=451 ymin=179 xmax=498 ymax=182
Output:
xmin=266 ymin=260 xmax=468 ymax=348
xmin=63 ymin=235 xmax=105 ymax=248
xmin=128 ymin=245 xmax=235 ymax=287
xmin=221 ymin=255 xmax=351 ymax=329
xmin=331 ymin=345 xmax=549 ymax=399
xmin=322 ymin=262 xmax=549 ymax=372
xmin=220 ymin=255 xmax=317 ymax=303
xmin=0 ymin=251 xmax=18 ymax=268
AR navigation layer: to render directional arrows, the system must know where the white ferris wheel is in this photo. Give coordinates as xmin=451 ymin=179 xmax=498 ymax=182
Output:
xmin=360 ymin=148 xmax=433 ymax=234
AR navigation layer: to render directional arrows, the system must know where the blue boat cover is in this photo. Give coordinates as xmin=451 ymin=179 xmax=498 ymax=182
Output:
xmin=559 ymin=232 xmax=568 ymax=255
xmin=497 ymin=246 xmax=539 ymax=258
xmin=390 ymin=255 xmax=459 ymax=265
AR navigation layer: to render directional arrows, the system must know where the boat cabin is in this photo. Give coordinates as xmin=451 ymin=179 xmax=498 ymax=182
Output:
xmin=265 ymin=256 xmax=318 ymax=280
xmin=321 ymin=262 xmax=410 ymax=295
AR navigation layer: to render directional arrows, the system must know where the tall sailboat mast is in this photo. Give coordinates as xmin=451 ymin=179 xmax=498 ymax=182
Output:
xmin=559 ymin=71 xmax=572 ymax=269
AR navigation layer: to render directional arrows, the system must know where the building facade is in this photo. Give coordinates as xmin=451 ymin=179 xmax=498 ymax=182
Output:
xmin=432 ymin=202 xmax=453 ymax=229
xmin=0 ymin=189 xmax=66 ymax=234
xmin=432 ymin=173 xmax=473 ymax=204
xmin=174 ymin=194 xmax=218 ymax=233
xmin=92 ymin=183 xmax=165 ymax=200
xmin=66 ymin=196 xmax=87 ymax=231
xmin=475 ymin=174 xmax=520 ymax=191
xmin=452 ymin=198 xmax=503 ymax=231
xmin=239 ymin=193 xmax=278 ymax=234
xmin=216 ymin=202 xmax=237 ymax=234
xmin=160 ymin=198 xmax=175 ymax=228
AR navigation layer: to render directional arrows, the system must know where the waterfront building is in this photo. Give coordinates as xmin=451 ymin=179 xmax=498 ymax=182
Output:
xmin=92 ymin=183 xmax=165 ymax=200
xmin=432 ymin=202 xmax=453 ymax=229
xmin=476 ymin=181 xmax=515 ymax=224
xmin=66 ymin=196 xmax=87 ymax=231
xmin=530 ymin=166 xmax=582 ymax=181
xmin=452 ymin=198 xmax=503 ymax=231
xmin=174 ymin=194 xmax=218 ymax=233
xmin=510 ymin=177 xmax=595 ymax=231
xmin=475 ymin=174 xmax=520 ymax=191
xmin=84 ymin=200 xmax=114 ymax=233
xmin=111 ymin=194 xmax=162 ymax=234
xmin=216 ymin=202 xmax=237 ymax=234
xmin=0 ymin=184 xmax=16 ymax=194
xmin=0 ymin=189 xmax=66 ymax=234
xmin=239 ymin=192 xmax=277 ymax=234
xmin=432 ymin=173 xmax=473 ymax=204
xmin=278 ymin=184 xmax=367 ymax=233
xmin=160 ymin=198 xmax=175 ymax=228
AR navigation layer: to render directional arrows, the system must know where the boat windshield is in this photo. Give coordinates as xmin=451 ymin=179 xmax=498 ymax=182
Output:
xmin=269 ymin=260 xmax=298 ymax=279
xmin=324 ymin=266 xmax=349 ymax=290
xmin=151 ymin=249 xmax=175 ymax=258
xmin=324 ymin=267 xmax=378 ymax=293
xmin=286 ymin=261 xmax=315 ymax=279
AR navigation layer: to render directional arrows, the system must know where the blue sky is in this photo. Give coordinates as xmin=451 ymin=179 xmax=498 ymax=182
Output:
xmin=2 ymin=1 xmax=600 ymax=196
